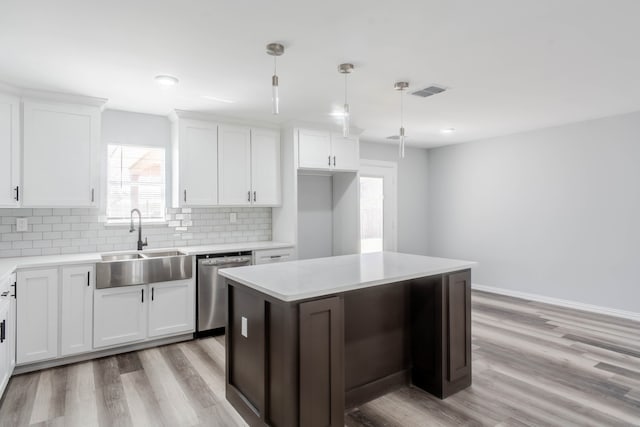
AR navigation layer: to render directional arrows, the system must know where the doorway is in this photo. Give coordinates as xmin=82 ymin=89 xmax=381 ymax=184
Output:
xmin=360 ymin=160 xmax=398 ymax=253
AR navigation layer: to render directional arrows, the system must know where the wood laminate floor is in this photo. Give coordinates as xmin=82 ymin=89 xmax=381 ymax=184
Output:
xmin=1 ymin=290 xmax=639 ymax=426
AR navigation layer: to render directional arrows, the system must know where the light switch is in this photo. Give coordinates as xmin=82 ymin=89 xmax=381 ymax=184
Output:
xmin=16 ymin=218 xmax=28 ymax=232
xmin=230 ymin=213 xmax=237 ymax=223
xmin=241 ymin=316 xmax=248 ymax=337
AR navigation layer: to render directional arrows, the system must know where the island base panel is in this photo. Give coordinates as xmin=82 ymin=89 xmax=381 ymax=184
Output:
xmin=225 ymin=268 xmax=472 ymax=426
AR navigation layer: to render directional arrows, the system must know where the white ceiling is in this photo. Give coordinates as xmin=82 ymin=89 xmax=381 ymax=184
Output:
xmin=1 ymin=0 xmax=640 ymax=148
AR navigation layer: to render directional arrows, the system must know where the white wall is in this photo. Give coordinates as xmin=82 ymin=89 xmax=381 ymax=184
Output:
xmin=297 ymin=174 xmax=333 ymax=259
xmin=427 ymin=111 xmax=640 ymax=314
xmin=360 ymin=142 xmax=429 ymax=255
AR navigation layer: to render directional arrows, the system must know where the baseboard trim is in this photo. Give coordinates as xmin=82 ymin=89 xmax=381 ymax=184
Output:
xmin=14 ymin=333 xmax=194 ymax=375
xmin=472 ymin=283 xmax=640 ymax=322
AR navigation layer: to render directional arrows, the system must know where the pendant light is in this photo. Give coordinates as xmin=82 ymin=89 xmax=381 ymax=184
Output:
xmin=394 ymin=81 xmax=409 ymax=158
xmin=338 ymin=63 xmax=354 ymax=137
xmin=266 ymin=43 xmax=285 ymax=115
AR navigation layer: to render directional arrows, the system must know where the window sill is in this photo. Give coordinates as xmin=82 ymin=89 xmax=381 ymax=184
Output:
xmin=104 ymin=220 xmax=168 ymax=228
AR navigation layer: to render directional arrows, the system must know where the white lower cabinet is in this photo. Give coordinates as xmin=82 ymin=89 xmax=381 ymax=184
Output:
xmin=60 ymin=265 xmax=94 ymax=356
xmin=16 ymin=269 xmax=59 ymax=364
xmin=148 ymin=279 xmax=195 ymax=338
xmin=0 ymin=273 xmax=16 ymax=399
xmin=94 ymin=279 xmax=195 ymax=348
xmin=94 ymin=285 xmax=147 ymax=349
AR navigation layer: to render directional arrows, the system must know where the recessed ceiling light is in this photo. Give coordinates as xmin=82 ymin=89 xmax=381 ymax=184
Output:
xmin=330 ymin=111 xmax=348 ymax=117
xmin=441 ymin=128 xmax=456 ymax=134
xmin=154 ymin=75 xmax=179 ymax=86
xmin=201 ymin=95 xmax=234 ymax=104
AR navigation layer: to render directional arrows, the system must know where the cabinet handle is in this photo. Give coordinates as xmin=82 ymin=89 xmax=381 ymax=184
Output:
xmin=328 ymin=155 xmax=331 ymax=166
xmin=253 ymin=191 xmax=256 ymax=202
xmin=11 ymin=282 xmax=16 ymax=299
xmin=247 ymin=191 xmax=251 ymax=202
xmin=141 ymin=289 xmax=144 ymax=303
xmin=87 ymin=271 xmax=90 ymax=287
xmin=0 ymin=320 xmax=5 ymax=343
xmin=91 ymin=189 xmax=95 ymax=202
xmin=152 ymin=287 xmax=154 ymax=301
xmin=14 ymin=186 xmax=19 ymax=202
xmin=184 ymin=189 xmax=187 ymax=203
xmin=333 ymin=156 xmax=336 ymax=166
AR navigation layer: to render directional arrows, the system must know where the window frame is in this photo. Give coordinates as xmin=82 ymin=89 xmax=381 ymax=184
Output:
xmin=104 ymin=143 xmax=168 ymax=225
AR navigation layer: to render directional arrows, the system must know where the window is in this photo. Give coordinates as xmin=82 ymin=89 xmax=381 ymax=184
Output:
xmin=107 ymin=144 xmax=166 ymax=222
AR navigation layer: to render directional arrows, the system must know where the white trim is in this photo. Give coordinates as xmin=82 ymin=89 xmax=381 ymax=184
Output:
xmin=472 ymin=283 xmax=640 ymax=322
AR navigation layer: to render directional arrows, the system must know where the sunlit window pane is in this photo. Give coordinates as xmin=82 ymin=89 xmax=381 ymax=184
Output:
xmin=107 ymin=145 xmax=166 ymax=221
xmin=360 ymin=176 xmax=384 ymax=253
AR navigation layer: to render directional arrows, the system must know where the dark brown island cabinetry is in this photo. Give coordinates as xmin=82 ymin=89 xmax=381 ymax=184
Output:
xmin=225 ymin=269 xmax=472 ymax=427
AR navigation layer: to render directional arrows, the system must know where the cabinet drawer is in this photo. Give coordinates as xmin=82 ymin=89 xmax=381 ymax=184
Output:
xmin=253 ymin=248 xmax=295 ymax=265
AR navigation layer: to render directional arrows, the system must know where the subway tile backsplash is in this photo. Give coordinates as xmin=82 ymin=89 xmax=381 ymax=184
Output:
xmin=0 ymin=207 xmax=272 ymax=258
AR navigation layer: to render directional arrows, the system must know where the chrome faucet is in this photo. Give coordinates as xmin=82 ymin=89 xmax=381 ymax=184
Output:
xmin=129 ymin=209 xmax=148 ymax=251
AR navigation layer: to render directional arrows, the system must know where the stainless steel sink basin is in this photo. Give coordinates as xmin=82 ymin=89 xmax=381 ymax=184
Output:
xmin=96 ymin=250 xmax=193 ymax=289
xmin=101 ymin=253 xmax=144 ymax=261
xmin=141 ymin=250 xmax=186 ymax=258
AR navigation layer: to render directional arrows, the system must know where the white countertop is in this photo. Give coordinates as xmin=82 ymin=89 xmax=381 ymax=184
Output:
xmin=0 ymin=241 xmax=294 ymax=283
xmin=219 ymin=252 xmax=477 ymax=302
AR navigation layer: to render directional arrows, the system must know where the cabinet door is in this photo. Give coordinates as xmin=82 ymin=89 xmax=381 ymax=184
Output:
xmin=251 ymin=128 xmax=281 ymax=206
xmin=94 ymin=285 xmax=147 ymax=348
xmin=298 ymin=129 xmax=331 ymax=170
xmin=60 ymin=265 xmax=94 ymax=356
xmin=16 ymin=269 xmax=59 ymax=364
xmin=22 ymin=100 xmax=100 ymax=207
xmin=148 ymin=279 xmax=195 ymax=338
xmin=0 ymin=93 xmax=20 ymax=207
xmin=330 ymin=134 xmax=359 ymax=171
xmin=218 ymin=125 xmax=252 ymax=205
xmin=175 ymin=120 xmax=218 ymax=207
xmin=446 ymin=271 xmax=471 ymax=383
xmin=0 ymin=302 xmax=9 ymax=398
xmin=299 ymin=297 xmax=344 ymax=427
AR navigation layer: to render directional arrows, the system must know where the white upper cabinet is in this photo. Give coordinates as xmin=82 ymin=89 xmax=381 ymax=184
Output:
xmin=22 ymin=99 xmax=101 ymax=207
xmin=251 ymin=128 xmax=281 ymax=206
xmin=60 ymin=265 xmax=93 ymax=357
xmin=0 ymin=93 xmax=20 ymax=207
xmin=298 ymin=129 xmax=359 ymax=172
xmin=172 ymin=118 xmax=218 ymax=207
xmin=298 ymin=129 xmax=332 ymax=169
xmin=218 ymin=125 xmax=252 ymax=205
xmin=330 ymin=134 xmax=359 ymax=171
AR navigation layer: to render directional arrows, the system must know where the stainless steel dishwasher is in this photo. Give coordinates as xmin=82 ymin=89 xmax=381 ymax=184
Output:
xmin=196 ymin=252 xmax=252 ymax=336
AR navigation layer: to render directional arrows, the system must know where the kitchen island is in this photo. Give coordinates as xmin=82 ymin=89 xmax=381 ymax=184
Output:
xmin=219 ymin=252 xmax=477 ymax=427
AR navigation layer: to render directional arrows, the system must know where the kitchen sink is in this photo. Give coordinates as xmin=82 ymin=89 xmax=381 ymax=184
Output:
xmin=96 ymin=250 xmax=193 ymax=289
xmin=140 ymin=250 xmax=186 ymax=258
xmin=101 ymin=253 xmax=144 ymax=261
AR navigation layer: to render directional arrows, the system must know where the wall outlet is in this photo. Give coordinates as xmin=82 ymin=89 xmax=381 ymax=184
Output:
xmin=16 ymin=217 xmax=28 ymax=232
xmin=241 ymin=316 xmax=248 ymax=338
xmin=230 ymin=213 xmax=237 ymax=223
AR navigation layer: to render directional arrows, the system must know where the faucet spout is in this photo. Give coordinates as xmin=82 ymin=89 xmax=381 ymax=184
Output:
xmin=129 ymin=209 xmax=148 ymax=251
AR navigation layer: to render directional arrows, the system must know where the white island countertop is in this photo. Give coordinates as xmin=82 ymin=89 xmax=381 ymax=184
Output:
xmin=219 ymin=252 xmax=477 ymax=302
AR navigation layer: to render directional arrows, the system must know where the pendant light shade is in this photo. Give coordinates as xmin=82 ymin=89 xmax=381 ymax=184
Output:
xmin=338 ymin=63 xmax=354 ymax=137
xmin=266 ymin=43 xmax=285 ymax=115
xmin=394 ymin=81 xmax=409 ymax=158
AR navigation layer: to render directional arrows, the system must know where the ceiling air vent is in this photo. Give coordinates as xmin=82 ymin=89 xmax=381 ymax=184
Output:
xmin=411 ymin=85 xmax=447 ymax=98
